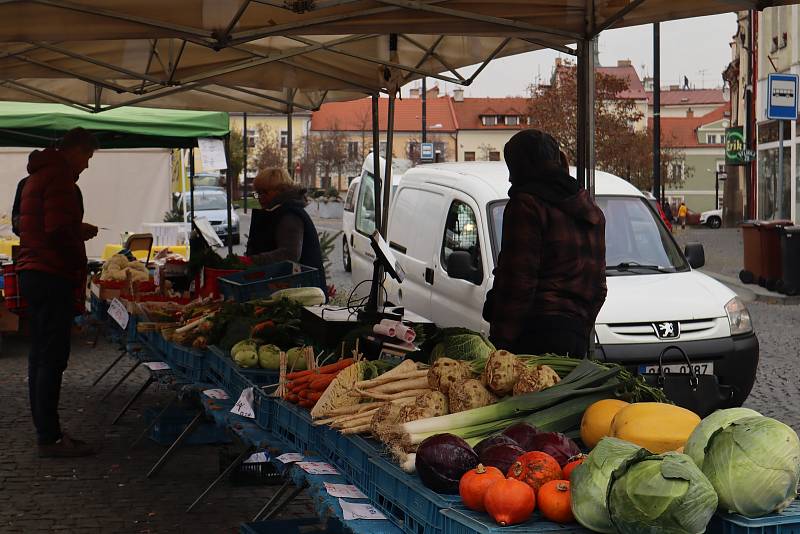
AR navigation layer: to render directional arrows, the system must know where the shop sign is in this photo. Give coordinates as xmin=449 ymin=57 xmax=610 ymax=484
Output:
xmin=725 ymin=127 xmax=751 ymax=165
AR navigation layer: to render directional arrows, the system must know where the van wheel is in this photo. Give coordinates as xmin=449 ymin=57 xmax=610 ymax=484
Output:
xmin=707 ymin=216 xmax=721 ymax=229
xmin=342 ymin=238 xmax=352 ymax=272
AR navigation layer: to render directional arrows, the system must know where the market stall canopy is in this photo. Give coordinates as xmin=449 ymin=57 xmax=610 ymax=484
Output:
xmin=0 ymin=101 xmax=229 ymax=148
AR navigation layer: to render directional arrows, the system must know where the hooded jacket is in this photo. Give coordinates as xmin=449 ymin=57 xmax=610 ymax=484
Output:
xmin=16 ymin=148 xmax=86 ymax=286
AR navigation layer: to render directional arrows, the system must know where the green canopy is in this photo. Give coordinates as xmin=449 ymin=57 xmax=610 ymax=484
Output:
xmin=0 ymin=102 xmax=229 ymax=149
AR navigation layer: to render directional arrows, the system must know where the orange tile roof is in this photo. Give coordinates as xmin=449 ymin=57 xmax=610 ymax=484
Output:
xmin=647 ymin=104 xmax=730 ymax=148
xmin=311 ymin=96 xmax=457 ymax=132
xmin=596 ymin=65 xmax=647 ymax=100
xmin=452 ymin=97 xmax=530 ymax=130
xmin=646 ymin=89 xmax=726 ymax=106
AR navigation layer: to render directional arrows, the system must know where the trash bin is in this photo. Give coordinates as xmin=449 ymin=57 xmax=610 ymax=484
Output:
xmin=778 ymin=226 xmax=800 ymax=296
xmin=739 ymin=220 xmax=793 ymax=290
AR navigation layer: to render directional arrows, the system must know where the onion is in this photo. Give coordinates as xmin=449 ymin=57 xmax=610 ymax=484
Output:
xmin=415 ymin=433 xmax=478 ymax=494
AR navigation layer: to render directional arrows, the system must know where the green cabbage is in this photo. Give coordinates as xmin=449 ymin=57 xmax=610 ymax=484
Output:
xmin=570 ymin=437 xmax=644 ymax=533
xmin=702 ymin=416 xmax=800 ymax=517
xmin=609 ymin=452 xmax=718 ymax=534
xmin=258 ymin=344 xmax=281 ymax=370
xmin=684 ymin=407 xmax=761 ymax=469
xmin=443 ymin=334 xmax=494 ymax=361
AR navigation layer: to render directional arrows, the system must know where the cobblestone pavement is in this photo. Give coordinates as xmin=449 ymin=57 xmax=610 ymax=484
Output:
xmin=0 ymin=333 xmax=315 ymax=534
xmin=673 ymin=226 xmax=744 ymax=280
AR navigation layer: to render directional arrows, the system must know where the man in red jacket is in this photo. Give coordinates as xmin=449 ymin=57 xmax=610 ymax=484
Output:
xmin=17 ymin=127 xmax=99 ymax=457
xmin=483 ymin=129 xmax=607 ymax=357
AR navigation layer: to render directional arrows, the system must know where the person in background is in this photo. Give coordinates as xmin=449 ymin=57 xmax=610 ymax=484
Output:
xmin=678 ymin=201 xmax=688 ymax=231
xmin=16 ymin=127 xmax=99 ymax=457
xmin=483 ymin=129 xmax=607 ymax=357
xmin=245 ymin=167 xmax=327 ymax=296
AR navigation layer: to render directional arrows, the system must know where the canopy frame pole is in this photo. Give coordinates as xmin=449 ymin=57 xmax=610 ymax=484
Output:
xmin=398 ymin=35 xmax=465 ymax=82
xmin=360 ymin=93 xmax=385 ymax=320
xmin=8 ymin=54 xmax=131 ymax=93
xmin=267 ymin=59 xmax=383 ymax=94
xmin=592 ymin=0 xmax=648 ymax=36
xmin=382 ymin=91 xmax=396 ymax=237
xmin=167 ymin=40 xmax=187 ymax=84
xmin=224 ymin=134 xmax=235 ymax=256
xmin=225 ymin=84 xmax=317 ymax=111
xmin=194 ymin=88 xmax=292 ymax=113
xmin=466 ymin=38 xmax=512 ymax=84
xmin=520 ymin=37 xmax=577 ymax=57
xmin=189 ymin=146 xmax=196 ymax=224
xmin=287 ymin=91 xmax=295 ymax=178
xmin=576 ymin=37 xmax=597 ymax=195
xmin=0 ymin=80 xmax=95 ymax=111
xmin=400 ymin=35 xmax=445 ymax=84
xmin=221 ymin=0 xmax=253 ymax=43
xmin=653 ymin=22 xmax=661 ymax=202
xmin=243 ymin=112 xmax=249 ymax=214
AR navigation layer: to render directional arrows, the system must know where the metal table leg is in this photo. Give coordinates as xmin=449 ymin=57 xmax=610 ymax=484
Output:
xmin=146 ymin=411 xmax=203 ymax=479
xmin=101 ymin=360 xmax=140 ymax=401
xmin=259 ymin=482 xmax=308 ymax=522
xmin=186 ymin=447 xmax=253 ymax=513
xmin=111 ymin=376 xmax=154 ymax=425
xmin=92 ymin=348 xmax=127 ymax=387
xmin=129 ymin=396 xmax=176 ymax=450
xmin=252 ymin=479 xmax=294 ymax=523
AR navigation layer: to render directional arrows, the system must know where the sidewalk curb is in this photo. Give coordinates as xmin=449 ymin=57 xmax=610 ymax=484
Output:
xmin=701 ymin=270 xmax=800 ymax=305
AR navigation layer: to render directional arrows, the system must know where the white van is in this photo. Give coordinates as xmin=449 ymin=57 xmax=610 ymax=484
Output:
xmin=350 ymin=162 xmax=759 ymax=406
xmin=341 ymin=154 xmax=409 ymax=277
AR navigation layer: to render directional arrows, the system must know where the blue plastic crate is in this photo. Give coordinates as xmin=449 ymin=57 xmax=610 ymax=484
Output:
xmin=442 ymin=507 xmax=590 ymax=534
xmin=708 ymin=500 xmax=800 ymax=534
xmin=165 ymin=342 xmax=207 ymax=382
xmin=218 ymin=261 xmax=323 ymax=302
xmin=369 ymin=452 xmax=461 ymax=534
xmin=274 ymin=399 xmax=317 ymax=454
xmin=317 ymin=429 xmax=379 ymax=497
xmin=144 ymin=406 xmax=231 ymax=445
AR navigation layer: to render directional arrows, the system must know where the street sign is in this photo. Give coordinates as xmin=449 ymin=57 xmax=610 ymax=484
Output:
xmin=725 ymin=127 xmax=746 ymax=165
xmin=420 ymin=142 xmax=434 ymax=161
xmin=767 ymin=73 xmax=799 ymax=120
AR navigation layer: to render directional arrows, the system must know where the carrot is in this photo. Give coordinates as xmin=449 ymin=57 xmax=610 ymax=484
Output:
xmin=286 ymin=393 xmax=300 ymax=403
xmin=314 ymin=358 xmax=354 ymax=375
xmin=286 ymin=369 xmax=313 ymax=380
xmin=309 ymin=374 xmax=337 ymax=391
xmin=299 ymin=399 xmax=315 ymax=408
xmin=299 ymin=390 xmax=311 ymax=399
xmin=289 ymin=381 xmax=307 ymax=392
xmin=289 ymin=374 xmax=313 ymax=387
xmin=307 ymin=391 xmax=323 ymax=402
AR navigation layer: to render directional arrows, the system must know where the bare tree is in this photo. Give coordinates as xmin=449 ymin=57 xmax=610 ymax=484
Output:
xmin=478 ymin=142 xmax=498 ymax=161
xmin=252 ymin=124 xmax=285 ymax=171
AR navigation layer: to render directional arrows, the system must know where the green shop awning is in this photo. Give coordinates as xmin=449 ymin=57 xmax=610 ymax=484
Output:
xmin=0 ymin=102 xmax=229 ymax=149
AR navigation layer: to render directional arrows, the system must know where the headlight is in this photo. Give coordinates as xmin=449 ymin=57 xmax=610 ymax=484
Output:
xmin=725 ymin=297 xmax=753 ymax=335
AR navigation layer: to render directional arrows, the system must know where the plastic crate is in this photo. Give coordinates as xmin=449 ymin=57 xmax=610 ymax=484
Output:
xmin=218 ymin=261 xmax=323 ymax=302
xmin=370 ymin=452 xmax=461 ymax=534
xmin=317 ymin=428 xmax=377 ymax=494
xmin=218 ymin=447 xmax=284 ymax=486
xmin=442 ymin=507 xmax=590 ymax=534
xmin=144 ymin=406 xmax=231 ymax=445
xmin=708 ymin=500 xmax=800 ymax=534
xmin=197 ymin=267 xmax=244 ymax=298
xmin=166 ymin=342 xmax=207 ymax=382
xmin=273 ymin=399 xmax=316 ymax=454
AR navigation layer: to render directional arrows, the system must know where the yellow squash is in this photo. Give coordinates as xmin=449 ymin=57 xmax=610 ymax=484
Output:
xmin=580 ymin=399 xmax=630 ymax=449
xmin=610 ymin=402 xmax=701 ymax=453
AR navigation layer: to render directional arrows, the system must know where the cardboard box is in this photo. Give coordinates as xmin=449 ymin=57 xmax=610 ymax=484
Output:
xmin=90 ymin=281 xmax=122 ymax=301
xmin=0 ymin=305 xmax=20 ymax=332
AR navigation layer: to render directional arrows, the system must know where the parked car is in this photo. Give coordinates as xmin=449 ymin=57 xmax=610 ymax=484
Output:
xmin=179 ymin=187 xmax=240 ymax=244
xmin=349 ymin=162 xmax=759 ymax=407
xmin=341 ymin=153 xmax=410 ymax=273
xmin=642 ymin=191 xmax=672 ymax=231
xmin=700 ymin=208 xmax=723 ymax=229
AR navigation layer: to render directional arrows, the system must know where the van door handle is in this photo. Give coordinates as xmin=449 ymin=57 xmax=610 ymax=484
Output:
xmin=365 ymin=251 xmax=375 ymax=260
xmin=425 ymin=268 xmax=434 ymax=285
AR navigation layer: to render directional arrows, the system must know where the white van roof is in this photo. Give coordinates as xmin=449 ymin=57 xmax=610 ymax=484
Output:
xmin=400 ymin=162 xmax=643 ymax=200
xmin=361 ymin=153 xmax=412 ymax=184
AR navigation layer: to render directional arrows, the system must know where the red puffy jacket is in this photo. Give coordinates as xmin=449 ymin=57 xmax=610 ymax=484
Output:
xmin=16 ymin=149 xmax=86 ymax=287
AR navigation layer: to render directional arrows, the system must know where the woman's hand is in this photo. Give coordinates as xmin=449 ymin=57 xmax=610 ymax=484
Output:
xmin=81 ymin=223 xmax=99 ymax=241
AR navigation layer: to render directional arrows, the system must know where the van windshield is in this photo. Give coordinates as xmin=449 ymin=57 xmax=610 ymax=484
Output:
xmin=487 ymin=196 xmax=689 ymax=274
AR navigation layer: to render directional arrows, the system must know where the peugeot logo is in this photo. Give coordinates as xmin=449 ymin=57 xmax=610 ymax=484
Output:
xmin=653 ymin=321 xmax=680 ymax=339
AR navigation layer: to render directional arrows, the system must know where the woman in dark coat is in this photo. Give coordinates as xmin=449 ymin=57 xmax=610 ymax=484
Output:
xmin=245 ymin=167 xmax=327 ymax=296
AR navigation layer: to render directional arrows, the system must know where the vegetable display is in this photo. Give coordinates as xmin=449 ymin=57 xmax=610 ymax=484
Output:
xmin=415 ymin=434 xmax=478 ymax=494
xmin=483 ymin=478 xmax=536 ymax=526
xmin=683 ymin=407 xmax=761 ymax=469
xmin=580 ymin=398 xmax=630 ymax=449
xmin=537 ymin=480 xmax=574 ymax=523
xmin=508 ymin=451 xmax=563 ymax=493
xmin=610 ymin=402 xmax=701 ymax=453
xmin=459 ymin=464 xmax=505 ymax=512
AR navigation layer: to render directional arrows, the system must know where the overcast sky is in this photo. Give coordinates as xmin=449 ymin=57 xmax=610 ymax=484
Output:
xmin=421 ymin=13 xmax=738 ymax=98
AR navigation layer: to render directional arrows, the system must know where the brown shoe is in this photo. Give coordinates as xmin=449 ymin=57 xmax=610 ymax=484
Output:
xmin=38 ymin=434 xmax=97 ymax=458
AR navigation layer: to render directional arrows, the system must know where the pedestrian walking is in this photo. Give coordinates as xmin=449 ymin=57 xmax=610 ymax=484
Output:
xmin=678 ymin=201 xmax=688 ymax=231
xmin=16 ymin=127 xmax=99 ymax=457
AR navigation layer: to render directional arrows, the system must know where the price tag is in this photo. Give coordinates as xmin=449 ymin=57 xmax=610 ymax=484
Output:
xmin=203 ymin=389 xmax=229 ymax=400
xmin=295 ymin=462 xmax=339 ymax=475
xmin=197 ymin=138 xmax=228 ymax=171
xmin=339 ymin=499 xmax=386 ymax=521
xmin=324 ymin=482 xmax=368 ymax=499
xmin=230 ymin=387 xmax=255 ymax=418
xmin=244 ymin=452 xmax=269 ymax=464
xmin=108 ymin=298 xmax=129 ymax=329
xmin=143 ymin=361 xmax=170 ymax=371
xmin=276 ymin=453 xmax=305 ymax=463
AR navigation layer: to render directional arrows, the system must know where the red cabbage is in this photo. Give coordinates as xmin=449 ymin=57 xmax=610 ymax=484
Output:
xmin=479 ymin=443 xmax=526 ymax=475
xmin=501 ymin=422 xmax=543 ymax=451
xmin=415 ymin=433 xmax=478 ymax=494
xmin=527 ymin=432 xmax=581 ymax=466
xmin=474 ymin=434 xmax=520 ymax=458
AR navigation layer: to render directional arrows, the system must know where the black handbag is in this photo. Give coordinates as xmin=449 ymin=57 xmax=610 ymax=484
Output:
xmin=641 ymin=345 xmax=733 ymax=417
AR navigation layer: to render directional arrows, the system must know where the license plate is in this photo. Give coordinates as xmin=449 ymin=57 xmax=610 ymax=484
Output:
xmin=639 ymin=362 xmax=714 ymax=375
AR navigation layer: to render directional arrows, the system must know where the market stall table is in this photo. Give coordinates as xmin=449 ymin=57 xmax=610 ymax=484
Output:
xmin=101 ymin=244 xmax=189 ymax=261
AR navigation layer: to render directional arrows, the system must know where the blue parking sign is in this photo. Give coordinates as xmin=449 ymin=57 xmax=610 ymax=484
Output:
xmin=421 ymin=142 xmax=434 ymax=161
xmin=767 ymin=73 xmax=798 ymax=120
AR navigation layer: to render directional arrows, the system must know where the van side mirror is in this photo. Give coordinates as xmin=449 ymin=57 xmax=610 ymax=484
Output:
xmin=447 ymin=251 xmax=483 ymax=285
xmin=684 ymin=243 xmax=705 ymax=269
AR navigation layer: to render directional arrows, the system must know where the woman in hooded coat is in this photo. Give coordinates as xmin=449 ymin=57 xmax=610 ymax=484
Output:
xmin=246 ymin=167 xmax=327 ymax=296
xmin=482 ymin=129 xmax=607 ymax=357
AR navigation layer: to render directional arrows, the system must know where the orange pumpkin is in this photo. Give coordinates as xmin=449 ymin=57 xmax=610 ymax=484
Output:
xmin=507 ymin=451 xmax=563 ymax=494
xmin=562 ymin=454 xmax=586 ymax=480
xmin=484 ymin=478 xmax=536 ymax=527
xmin=538 ymin=480 xmax=574 ymax=524
xmin=458 ymin=464 xmax=505 ymax=512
